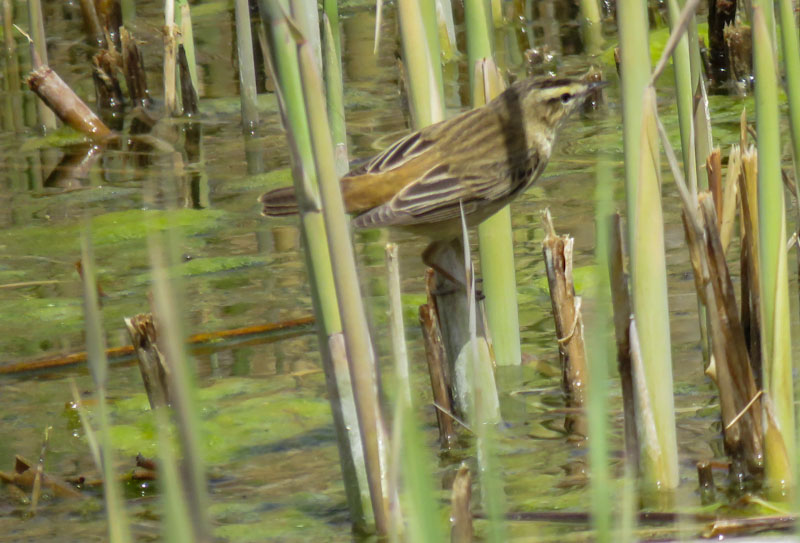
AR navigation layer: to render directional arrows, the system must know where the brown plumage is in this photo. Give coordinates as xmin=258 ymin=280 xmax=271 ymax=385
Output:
xmin=260 ymin=76 xmax=603 ymax=238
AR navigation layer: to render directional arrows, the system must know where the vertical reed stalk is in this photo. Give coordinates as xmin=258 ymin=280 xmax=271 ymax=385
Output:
xmin=578 ymin=0 xmax=604 ymax=55
xmin=26 ymin=0 xmax=57 ymax=132
xmin=618 ymin=0 xmax=679 ymax=490
xmin=322 ymin=9 xmax=348 ymax=176
xmin=752 ymin=2 xmax=795 ymax=495
xmin=776 ymin=0 xmax=800 ymax=193
xmin=386 ymin=243 xmax=412 ymax=406
xmin=148 ymin=229 xmax=212 ymax=541
xmin=589 ymin=159 xmax=613 ymax=543
xmin=234 ymin=0 xmax=259 ymax=133
xmin=465 ymin=0 xmax=521 ymax=368
xmin=296 ymin=37 xmax=389 ymax=533
xmin=259 ymin=0 xmax=373 ymax=528
xmin=397 ymin=0 xmax=445 ymax=126
xmin=665 ymin=0 xmax=697 ymax=194
xmin=80 ymin=229 xmax=132 ymax=543
xmin=163 ymin=0 xmax=178 ymax=114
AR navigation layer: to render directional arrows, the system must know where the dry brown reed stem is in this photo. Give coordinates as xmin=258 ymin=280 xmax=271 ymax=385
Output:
xmin=707 ymin=0 xmax=737 ymax=89
xmin=78 ymin=0 xmax=105 ymax=47
xmin=420 ymin=270 xmax=457 ymax=449
xmin=696 ymin=460 xmax=715 ymax=503
xmin=30 ymin=426 xmax=51 ymax=513
xmin=92 ymin=50 xmax=124 ymax=112
xmin=124 ymin=313 xmax=171 ymax=409
xmin=178 ymin=45 xmax=198 ymax=116
xmin=608 ymin=213 xmax=639 ymax=469
xmin=423 ymin=239 xmax=498 ymax=420
xmin=120 ymin=28 xmax=150 ymax=108
xmin=720 ymin=146 xmax=740 ymax=253
xmin=163 ymin=22 xmax=179 ymax=115
xmin=698 ymin=194 xmax=763 ymax=473
xmin=450 ymin=464 xmax=473 ymax=543
xmin=44 ymin=144 xmax=103 ymax=189
xmin=541 ymin=210 xmax=587 ymax=437
xmin=739 ymin=148 xmax=762 ymax=385
xmin=26 ymin=66 xmax=113 ymax=141
xmin=706 ymin=148 xmax=723 ymax=226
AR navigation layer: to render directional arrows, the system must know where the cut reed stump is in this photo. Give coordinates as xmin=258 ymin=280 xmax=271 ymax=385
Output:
xmin=120 ymin=28 xmax=151 ymax=108
xmin=422 ymin=238 xmax=500 ymax=424
xmin=541 ymin=210 xmax=587 ymax=437
xmin=420 ymin=269 xmax=457 ymax=449
xmin=124 ymin=313 xmax=171 ymax=409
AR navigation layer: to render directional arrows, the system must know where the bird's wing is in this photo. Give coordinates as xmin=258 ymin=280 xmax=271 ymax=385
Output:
xmin=351 ymin=164 xmax=506 ymax=228
xmin=348 ymin=130 xmax=434 ymax=177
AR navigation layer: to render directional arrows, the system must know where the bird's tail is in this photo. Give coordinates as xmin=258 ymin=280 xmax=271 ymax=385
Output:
xmin=260 ymin=186 xmax=299 ymax=216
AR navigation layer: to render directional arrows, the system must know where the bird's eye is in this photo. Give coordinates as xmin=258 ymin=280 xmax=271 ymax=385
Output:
xmin=560 ymin=93 xmax=572 ymax=103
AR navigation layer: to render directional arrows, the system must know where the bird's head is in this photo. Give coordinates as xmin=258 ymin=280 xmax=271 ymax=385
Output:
xmin=514 ymin=76 xmax=606 ymax=130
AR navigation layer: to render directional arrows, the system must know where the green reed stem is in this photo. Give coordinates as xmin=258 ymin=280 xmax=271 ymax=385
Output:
xmin=776 ymin=0 xmax=800 ymax=197
xmin=397 ymin=0 xmax=445 ymax=126
xmin=296 ymin=37 xmax=390 ymax=534
xmin=400 ymin=400 xmax=448 ymax=542
xmin=80 ymin=229 xmax=132 ymax=543
xmin=589 ymin=160 xmax=613 ymax=543
xmin=386 ymin=243 xmax=412 ymax=406
xmin=618 ymin=0 xmax=679 ymax=491
xmin=322 ymin=12 xmax=348 ymax=176
xmin=665 ymin=0 xmax=697 ymax=194
xmin=578 ymin=0 xmax=604 ymax=55
xmin=148 ymin=227 xmax=212 ymax=541
xmin=259 ymin=0 xmax=372 ymax=528
xmin=234 ymin=0 xmax=259 ymax=134
xmin=26 ymin=0 xmax=56 ymax=132
xmin=752 ymin=2 xmax=795 ymax=495
xmin=464 ymin=0 xmax=521 ymax=368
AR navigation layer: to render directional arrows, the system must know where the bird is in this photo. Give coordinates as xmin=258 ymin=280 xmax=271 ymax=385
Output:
xmin=260 ymin=76 xmax=603 ymax=240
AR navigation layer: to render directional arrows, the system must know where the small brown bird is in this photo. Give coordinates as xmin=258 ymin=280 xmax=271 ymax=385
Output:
xmin=261 ymin=76 xmax=602 ymax=239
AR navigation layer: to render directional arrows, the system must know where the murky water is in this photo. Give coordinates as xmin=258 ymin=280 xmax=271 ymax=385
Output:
xmin=1 ymin=0 xmax=797 ymax=540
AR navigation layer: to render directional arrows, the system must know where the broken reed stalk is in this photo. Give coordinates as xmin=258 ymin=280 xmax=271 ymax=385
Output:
xmin=698 ymin=194 xmax=764 ymax=474
xmin=424 ymin=239 xmax=500 ymax=423
xmin=120 ymin=28 xmax=150 ymax=108
xmin=30 ymin=426 xmax=51 ymax=514
xmin=26 ymin=66 xmax=113 ymax=141
xmin=92 ymin=50 xmax=124 ymax=113
xmin=450 ymin=464 xmax=473 ymax=543
xmin=124 ymin=313 xmax=171 ymax=409
xmin=420 ymin=270 xmax=457 ymax=448
xmin=608 ymin=212 xmax=639 ymax=470
xmin=739 ymin=146 xmax=762 ymax=385
xmin=541 ymin=209 xmax=588 ymax=437
xmin=178 ymin=44 xmax=198 ymax=116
